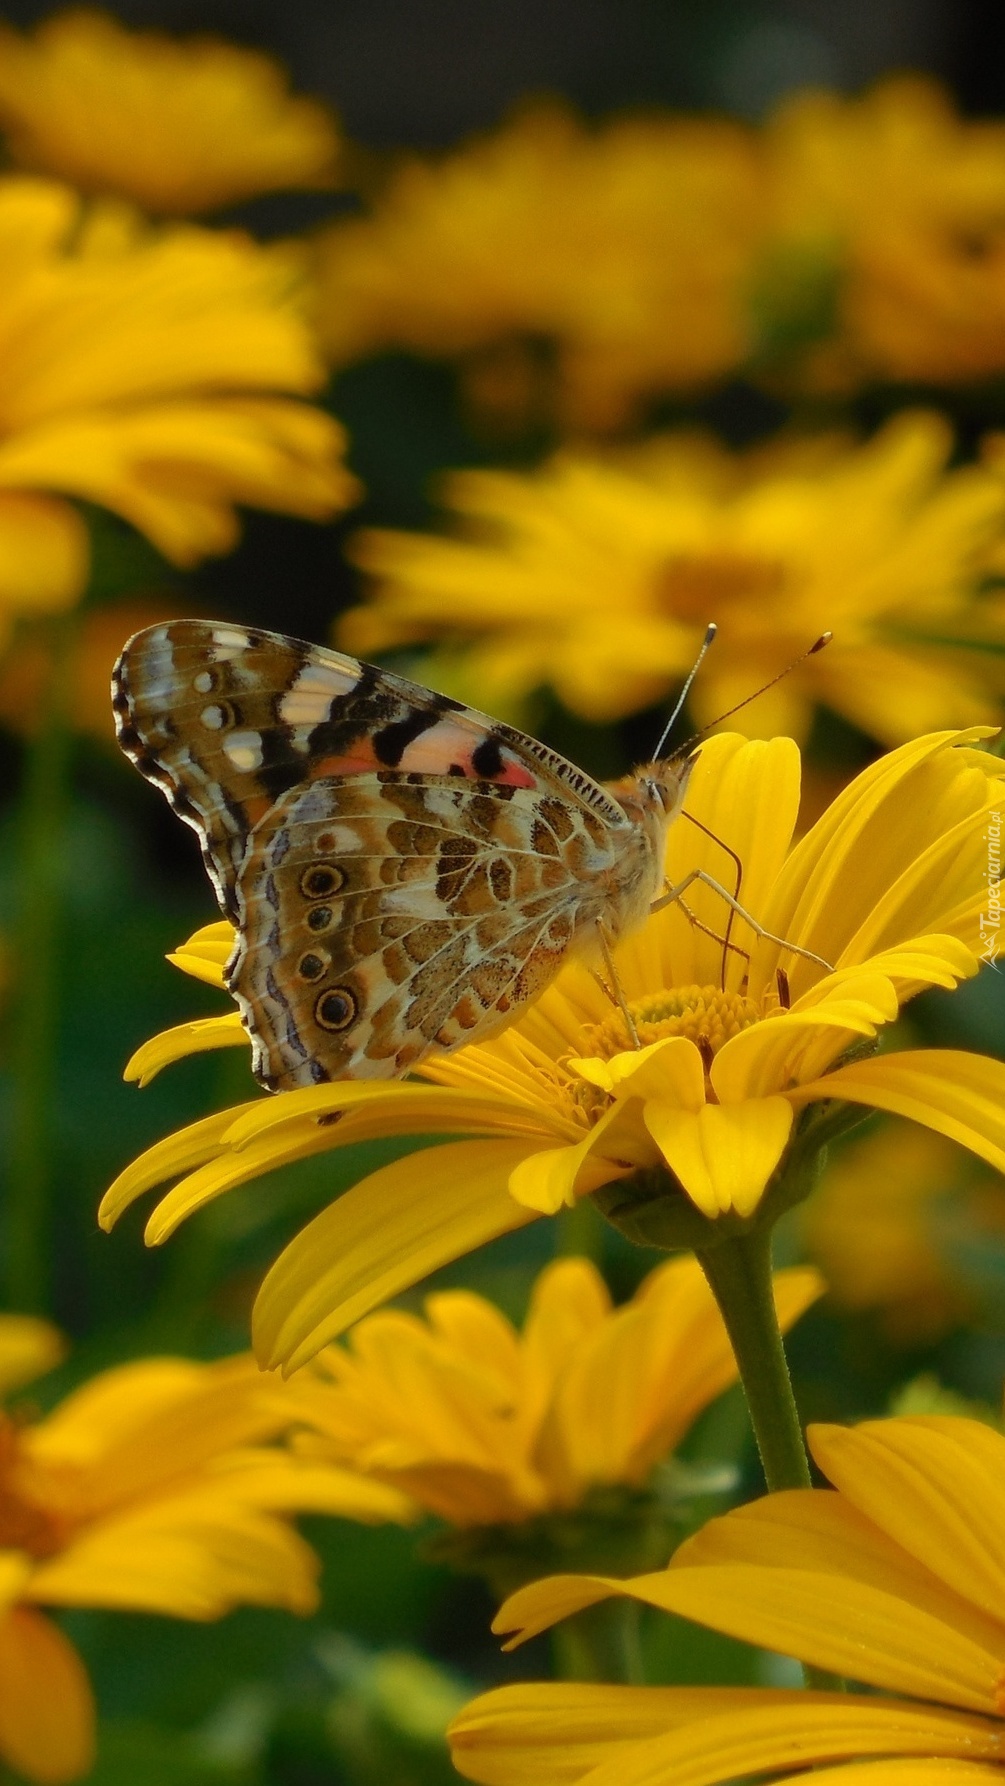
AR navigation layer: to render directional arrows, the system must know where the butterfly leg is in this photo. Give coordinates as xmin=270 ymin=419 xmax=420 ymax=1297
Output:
xmin=674 ymin=895 xmax=751 ymax=990
xmin=650 ymin=871 xmax=835 ymax=973
xmin=595 ymin=920 xmax=641 ymax=1048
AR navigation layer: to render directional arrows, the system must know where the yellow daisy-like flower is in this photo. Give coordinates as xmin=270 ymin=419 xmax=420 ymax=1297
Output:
xmin=314 ymin=104 xmax=764 ymax=430
xmin=0 ymin=9 xmax=340 ymax=216
xmin=102 ymin=728 xmax=1005 ymax=1375
xmin=342 ymin=411 xmax=1005 ymax=745
xmin=766 ymin=76 xmax=1005 ymax=388
xmin=802 ymin=1117 xmax=1005 ymax=1343
xmin=0 ymin=174 xmax=356 ymax=640
xmin=464 ymin=1414 xmax=1005 ymax=1784
xmin=286 ymin=1255 xmax=821 ymax=1530
xmin=0 ymin=1314 xmax=409 ymax=1784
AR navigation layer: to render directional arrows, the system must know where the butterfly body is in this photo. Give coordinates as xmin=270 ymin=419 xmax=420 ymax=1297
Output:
xmin=113 ymin=622 xmax=691 ymax=1089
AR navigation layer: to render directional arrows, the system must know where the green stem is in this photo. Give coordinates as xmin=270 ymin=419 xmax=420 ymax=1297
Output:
xmin=557 ymin=1193 xmax=603 ymax=1260
xmin=5 ymin=614 xmax=77 ymax=1312
xmin=552 ymin=1598 xmax=646 ymax=1684
xmin=696 ymin=1227 xmax=843 ymax=1693
xmin=695 ymin=1228 xmax=810 ymax=1493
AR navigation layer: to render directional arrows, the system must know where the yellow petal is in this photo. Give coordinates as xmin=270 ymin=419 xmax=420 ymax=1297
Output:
xmin=222 ymin=1080 xmax=568 ymax=1151
xmin=208 ymin=1453 xmax=416 ymax=1526
xmin=565 ymin=1699 xmax=1004 ymax=1786
xmin=571 ymin=1036 xmax=705 ymax=1105
xmin=29 ymin=1496 xmax=320 ymax=1619
xmin=164 ymin=947 xmax=229 ymax=990
xmin=711 ymin=981 xmax=897 ymax=1102
xmin=809 ymin=1417 xmax=1005 ymax=1631
xmin=756 ymin=729 xmax=998 ymax=1003
xmin=506 ymin=1108 xmax=637 ymax=1214
xmin=99 ymin=1103 xmax=258 ymax=1229
xmin=788 ymin=1050 xmax=1005 ymax=1173
xmin=124 ymin=1012 xmax=247 ymax=1086
xmin=0 ymin=490 xmax=88 ymax=622
xmin=448 ymin=1682 xmax=849 ymax=1786
xmin=494 ymin=1558 xmax=1004 ymax=1712
xmin=141 ymin=1115 xmax=358 ymax=1244
xmin=674 ymin=1483 xmax=1005 ymax=1668
xmin=643 ymin=1097 xmax=793 ymax=1217
xmin=253 ymin=1139 xmax=539 ymax=1374
xmin=0 ymin=1609 xmax=94 ymax=1785
xmin=0 ymin=1315 xmax=65 ymax=1395
xmin=97 ymin=1102 xmax=262 ymax=1232
xmin=646 ymin=735 xmax=802 ymax=996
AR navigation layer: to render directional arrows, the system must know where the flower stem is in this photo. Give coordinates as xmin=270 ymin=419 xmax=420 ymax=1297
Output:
xmin=695 ymin=1227 xmax=810 ymax=1493
xmin=696 ymin=1227 xmax=843 ymax=1694
xmin=5 ymin=614 xmax=76 ymax=1312
xmin=552 ymin=1598 xmax=646 ymax=1684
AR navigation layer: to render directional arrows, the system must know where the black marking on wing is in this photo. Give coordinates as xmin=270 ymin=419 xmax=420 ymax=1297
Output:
xmin=372 ymin=704 xmax=443 ymax=767
xmin=471 ymin=734 xmax=504 ymax=779
xmin=306 ymin=663 xmax=385 ymax=762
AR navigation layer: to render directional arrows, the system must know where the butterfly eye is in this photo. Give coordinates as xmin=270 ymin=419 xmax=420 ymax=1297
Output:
xmin=300 ymin=864 xmax=344 ymax=899
xmin=315 ymin=987 xmax=357 ymax=1031
xmin=298 ymin=952 xmax=328 ymax=982
xmin=307 ymin=905 xmax=334 ymax=932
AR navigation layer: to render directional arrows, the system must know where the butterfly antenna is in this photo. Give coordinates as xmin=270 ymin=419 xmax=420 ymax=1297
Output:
xmin=666 ymin=631 xmax=832 ymax=761
xmin=652 ymin=623 xmax=718 ymax=761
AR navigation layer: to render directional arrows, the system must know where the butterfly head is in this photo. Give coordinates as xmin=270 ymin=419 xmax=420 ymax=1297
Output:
xmin=609 ymin=751 xmax=696 ymax=833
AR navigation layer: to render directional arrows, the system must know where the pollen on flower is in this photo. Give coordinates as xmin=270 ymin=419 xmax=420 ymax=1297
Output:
xmin=583 ymin=986 xmax=760 ymax=1064
xmin=0 ymin=1416 xmax=65 ymax=1556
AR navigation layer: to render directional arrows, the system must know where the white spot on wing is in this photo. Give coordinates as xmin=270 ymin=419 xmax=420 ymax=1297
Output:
xmin=224 ymin=730 xmax=264 ymax=771
xmin=201 ymin=705 xmax=226 ymax=730
xmin=193 ymin=670 xmax=213 ymax=694
xmin=210 ymin=626 xmax=252 ymax=663
xmin=281 ymin=661 xmax=357 ymax=742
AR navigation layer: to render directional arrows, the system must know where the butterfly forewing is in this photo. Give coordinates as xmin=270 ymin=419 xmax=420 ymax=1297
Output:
xmin=112 ymin=621 xmax=626 ymax=923
xmin=112 ymin=620 xmax=664 ymax=1090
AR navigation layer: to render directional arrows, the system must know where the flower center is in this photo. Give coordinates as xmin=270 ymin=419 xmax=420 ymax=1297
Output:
xmin=582 ymin=985 xmax=760 ymax=1066
xmin=653 ymin=553 xmax=787 ymax=622
xmin=0 ymin=1418 xmax=66 ymax=1557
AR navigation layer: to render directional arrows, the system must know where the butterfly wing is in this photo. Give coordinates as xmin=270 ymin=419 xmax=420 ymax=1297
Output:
xmin=112 ymin=619 xmax=626 ymax=924
xmin=113 ymin=620 xmax=643 ymax=1088
xmin=229 ymin=771 xmax=624 ymax=1087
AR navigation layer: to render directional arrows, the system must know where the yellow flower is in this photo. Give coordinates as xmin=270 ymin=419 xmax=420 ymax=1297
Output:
xmin=0 ymin=175 xmax=357 ymax=640
xmin=314 ymin=104 xmax=765 ymax=430
xmin=342 ymin=412 xmax=1005 ymax=745
xmin=0 ymin=9 xmax=341 ymax=215
xmin=102 ymin=728 xmax=1005 ymax=1374
xmin=803 ymin=1117 xmax=1005 ymax=1343
xmin=765 ymin=76 xmax=1005 ymax=387
xmin=0 ymin=1314 xmax=409 ymax=1784
xmin=467 ymin=1414 xmax=1005 ymax=1784
xmin=285 ymin=1255 xmax=821 ymax=1529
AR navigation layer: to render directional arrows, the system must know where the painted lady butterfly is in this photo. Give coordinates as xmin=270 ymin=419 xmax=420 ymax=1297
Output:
xmin=112 ymin=620 xmax=698 ymax=1091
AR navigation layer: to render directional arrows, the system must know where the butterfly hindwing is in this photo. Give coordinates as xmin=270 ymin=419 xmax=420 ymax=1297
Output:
xmin=112 ymin=620 xmax=666 ymax=1090
xmin=228 ymin=771 xmax=624 ymax=1086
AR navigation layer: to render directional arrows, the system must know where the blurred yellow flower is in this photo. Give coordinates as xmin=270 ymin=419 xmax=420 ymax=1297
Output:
xmin=314 ymin=104 xmax=765 ymax=430
xmin=765 ymin=76 xmax=1005 ymax=388
xmin=0 ymin=175 xmax=357 ymax=641
xmin=802 ymin=1118 xmax=1005 ymax=1343
xmin=103 ymin=729 xmax=1005 ymax=1373
xmin=0 ymin=9 xmax=341 ymax=215
xmin=0 ymin=1314 xmax=409 ymax=1784
xmin=342 ymin=412 xmax=1005 ymax=744
xmin=471 ymin=1414 xmax=1005 ymax=1784
xmin=285 ymin=1255 xmax=821 ymax=1529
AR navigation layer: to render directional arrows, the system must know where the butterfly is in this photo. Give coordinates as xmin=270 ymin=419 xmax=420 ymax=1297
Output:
xmin=112 ymin=620 xmax=696 ymax=1091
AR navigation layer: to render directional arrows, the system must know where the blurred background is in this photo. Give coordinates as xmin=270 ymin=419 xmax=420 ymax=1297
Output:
xmin=1 ymin=1 xmax=1004 ymax=1781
